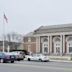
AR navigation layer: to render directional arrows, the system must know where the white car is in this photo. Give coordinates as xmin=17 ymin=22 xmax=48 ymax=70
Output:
xmin=26 ymin=54 xmax=49 ymax=62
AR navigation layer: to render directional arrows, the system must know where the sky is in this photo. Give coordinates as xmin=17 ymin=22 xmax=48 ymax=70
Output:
xmin=0 ymin=0 xmax=72 ymax=36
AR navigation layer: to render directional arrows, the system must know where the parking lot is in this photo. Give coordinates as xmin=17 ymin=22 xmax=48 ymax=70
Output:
xmin=0 ymin=60 xmax=72 ymax=72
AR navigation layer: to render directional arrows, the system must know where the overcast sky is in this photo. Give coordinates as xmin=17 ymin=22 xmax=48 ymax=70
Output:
xmin=0 ymin=0 xmax=72 ymax=35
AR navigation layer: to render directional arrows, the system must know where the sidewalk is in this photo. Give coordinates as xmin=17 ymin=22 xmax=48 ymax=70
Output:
xmin=48 ymin=55 xmax=72 ymax=62
xmin=50 ymin=59 xmax=72 ymax=63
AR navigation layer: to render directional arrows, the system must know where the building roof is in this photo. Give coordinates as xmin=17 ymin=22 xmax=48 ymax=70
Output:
xmin=34 ymin=23 xmax=72 ymax=34
xmin=24 ymin=23 xmax=72 ymax=37
xmin=38 ymin=23 xmax=72 ymax=29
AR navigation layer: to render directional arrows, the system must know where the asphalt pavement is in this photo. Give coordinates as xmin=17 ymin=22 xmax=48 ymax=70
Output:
xmin=0 ymin=61 xmax=72 ymax=72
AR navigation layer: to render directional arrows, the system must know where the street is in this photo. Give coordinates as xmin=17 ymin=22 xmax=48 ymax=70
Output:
xmin=0 ymin=61 xmax=72 ymax=72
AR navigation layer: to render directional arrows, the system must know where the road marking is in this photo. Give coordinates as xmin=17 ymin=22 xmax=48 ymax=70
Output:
xmin=0 ymin=63 xmax=72 ymax=71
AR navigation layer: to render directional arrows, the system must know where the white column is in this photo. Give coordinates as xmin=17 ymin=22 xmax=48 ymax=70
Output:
xmin=49 ymin=36 xmax=52 ymax=54
xmin=7 ymin=45 xmax=10 ymax=52
xmin=66 ymin=36 xmax=69 ymax=54
xmin=60 ymin=35 xmax=63 ymax=54
xmin=48 ymin=36 xmax=50 ymax=54
xmin=63 ymin=35 xmax=65 ymax=54
xmin=28 ymin=45 xmax=31 ymax=52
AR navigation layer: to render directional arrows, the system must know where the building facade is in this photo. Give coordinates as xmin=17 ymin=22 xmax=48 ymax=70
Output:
xmin=24 ymin=24 xmax=72 ymax=55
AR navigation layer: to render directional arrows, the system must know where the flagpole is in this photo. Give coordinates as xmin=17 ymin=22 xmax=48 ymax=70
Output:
xmin=3 ymin=13 xmax=5 ymax=52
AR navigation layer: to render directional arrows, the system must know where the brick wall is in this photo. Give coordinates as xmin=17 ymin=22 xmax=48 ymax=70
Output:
xmin=24 ymin=37 xmax=36 ymax=53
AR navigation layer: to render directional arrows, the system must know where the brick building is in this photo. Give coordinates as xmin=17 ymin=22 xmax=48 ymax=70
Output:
xmin=24 ymin=24 xmax=72 ymax=55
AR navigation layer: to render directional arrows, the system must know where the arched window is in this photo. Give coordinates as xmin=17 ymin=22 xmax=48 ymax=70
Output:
xmin=66 ymin=36 xmax=72 ymax=53
xmin=44 ymin=47 xmax=48 ymax=52
xmin=67 ymin=37 xmax=72 ymax=41
xmin=43 ymin=38 xmax=48 ymax=42
xmin=55 ymin=37 xmax=60 ymax=42
xmin=53 ymin=37 xmax=61 ymax=54
xmin=53 ymin=37 xmax=60 ymax=42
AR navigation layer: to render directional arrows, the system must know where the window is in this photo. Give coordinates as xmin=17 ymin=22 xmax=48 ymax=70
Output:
xmin=69 ymin=47 xmax=72 ymax=52
xmin=44 ymin=47 xmax=48 ymax=52
xmin=31 ymin=37 xmax=36 ymax=42
xmin=44 ymin=44 xmax=48 ymax=47
xmin=43 ymin=38 xmax=48 ymax=42
xmin=56 ymin=47 xmax=60 ymax=53
xmin=24 ymin=37 xmax=28 ymax=42
xmin=55 ymin=38 xmax=60 ymax=42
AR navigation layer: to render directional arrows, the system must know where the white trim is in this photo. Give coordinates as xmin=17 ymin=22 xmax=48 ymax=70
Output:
xmin=48 ymin=36 xmax=50 ymax=53
xmin=49 ymin=36 xmax=52 ymax=54
xmin=63 ymin=35 xmax=65 ymax=54
xmin=34 ymin=32 xmax=72 ymax=37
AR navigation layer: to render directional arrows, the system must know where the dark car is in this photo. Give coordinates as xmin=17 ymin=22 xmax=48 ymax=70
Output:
xmin=0 ymin=52 xmax=15 ymax=63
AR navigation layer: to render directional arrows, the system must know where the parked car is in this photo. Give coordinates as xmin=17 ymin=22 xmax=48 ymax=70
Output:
xmin=10 ymin=51 xmax=24 ymax=61
xmin=10 ymin=50 xmax=29 ymax=55
xmin=0 ymin=52 xmax=15 ymax=63
xmin=26 ymin=53 xmax=49 ymax=62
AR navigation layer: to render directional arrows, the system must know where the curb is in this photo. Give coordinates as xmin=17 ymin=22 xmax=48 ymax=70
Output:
xmin=50 ymin=60 xmax=72 ymax=63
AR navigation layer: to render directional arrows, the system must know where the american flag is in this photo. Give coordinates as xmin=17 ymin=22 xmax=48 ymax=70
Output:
xmin=4 ymin=13 xmax=8 ymax=23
